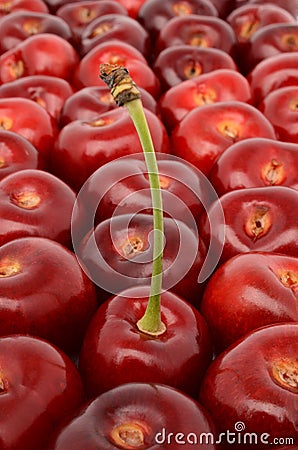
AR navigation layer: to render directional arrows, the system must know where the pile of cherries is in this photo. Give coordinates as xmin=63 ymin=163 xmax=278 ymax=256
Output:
xmin=0 ymin=0 xmax=297 ymax=448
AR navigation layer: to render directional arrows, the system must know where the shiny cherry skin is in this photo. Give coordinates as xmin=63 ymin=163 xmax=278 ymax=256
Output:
xmin=199 ymin=323 xmax=298 ymax=449
xmin=59 ymin=85 xmax=157 ymax=127
xmin=0 ymin=10 xmax=73 ymax=54
xmin=199 ymin=186 xmax=298 ymax=265
xmin=0 ymin=33 xmax=79 ymax=84
xmin=0 ymin=334 xmax=84 ymax=450
xmin=0 ymin=130 xmax=43 ymax=178
xmin=0 ymin=168 xmax=76 ymax=248
xmin=79 ymin=13 xmax=151 ymax=58
xmin=158 ymin=69 xmax=252 ymax=131
xmin=51 ymin=107 xmax=170 ymax=192
xmin=170 ymin=100 xmax=276 ymax=176
xmin=155 ymin=14 xmax=237 ymax=58
xmin=47 ymin=382 xmax=218 ymax=449
xmin=79 ymin=286 xmax=212 ymax=398
xmin=244 ymin=23 xmax=298 ymax=74
xmin=138 ymin=0 xmax=218 ymax=41
xmin=74 ymin=213 xmax=207 ymax=306
xmin=0 ymin=97 xmax=57 ymax=166
xmin=0 ymin=75 xmax=74 ymax=123
xmin=0 ymin=0 xmax=49 ymax=18
xmin=56 ymin=0 xmax=127 ymax=42
xmin=209 ymin=137 xmax=298 ymax=195
xmin=74 ymin=153 xmax=213 ymax=233
xmin=247 ymin=52 xmax=298 ymax=106
xmin=226 ymin=3 xmax=296 ymax=45
xmin=153 ymin=45 xmax=237 ymax=92
xmin=258 ymin=86 xmax=298 ymax=143
xmin=201 ymin=251 xmax=298 ymax=353
xmin=0 ymin=236 xmax=98 ymax=353
xmin=73 ymin=40 xmax=160 ymax=98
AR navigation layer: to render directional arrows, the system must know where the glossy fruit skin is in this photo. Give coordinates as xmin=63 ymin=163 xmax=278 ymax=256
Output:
xmin=0 ymin=97 xmax=56 ymax=166
xmin=0 ymin=169 xmax=76 ymax=248
xmin=155 ymin=14 xmax=237 ymax=57
xmin=59 ymin=85 xmax=157 ymax=127
xmin=258 ymin=86 xmax=298 ymax=143
xmin=199 ymin=323 xmax=298 ymax=449
xmin=0 ymin=236 xmax=98 ymax=353
xmin=158 ymin=69 xmax=252 ymax=130
xmin=56 ymin=0 xmax=128 ymax=43
xmin=115 ymin=0 xmax=149 ymax=19
xmin=51 ymin=107 xmax=170 ymax=192
xmin=47 ymin=382 xmax=218 ymax=450
xmin=209 ymin=137 xmax=298 ymax=195
xmin=138 ymin=0 xmax=218 ymax=41
xmin=0 ymin=130 xmax=43 ymax=178
xmin=79 ymin=13 xmax=151 ymax=58
xmin=75 ymin=214 xmax=207 ymax=306
xmin=199 ymin=186 xmax=298 ymax=265
xmin=200 ymin=251 xmax=298 ymax=353
xmin=79 ymin=286 xmax=212 ymax=398
xmin=75 ymin=154 xmax=211 ymax=232
xmin=244 ymin=23 xmax=298 ymax=74
xmin=0 ymin=33 xmax=79 ymax=84
xmin=170 ymin=100 xmax=276 ymax=176
xmin=0 ymin=75 xmax=74 ymax=123
xmin=73 ymin=40 xmax=160 ymax=98
xmin=153 ymin=45 xmax=237 ymax=92
xmin=248 ymin=0 xmax=298 ymax=18
xmin=0 ymin=10 xmax=73 ymax=54
xmin=0 ymin=0 xmax=49 ymax=18
xmin=0 ymin=334 xmax=84 ymax=450
xmin=247 ymin=52 xmax=298 ymax=106
xmin=226 ymin=3 xmax=297 ymax=45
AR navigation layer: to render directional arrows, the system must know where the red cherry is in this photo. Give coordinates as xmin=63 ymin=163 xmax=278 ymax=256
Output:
xmin=0 ymin=334 xmax=84 ymax=450
xmin=138 ymin=0 xmax=218 ymax=41
xmin=0 ymin=130 xmax=43 ymax=178
xmin=56 ymin=0 xmax=128 ymax=42
xmin=48 ymin=382 xmax=218 ymax=449
xmin=201 ymin=251 xmax=298 ymax=353
xmin=79 ymin=286 xmax=212 ymax=398
xmin=0 ymin=0 xmax=49 ymax=18
xmin=0 ymin=33 xmax=79 ymax=84
xmin=247 ymin=52 xmax=298 ymax=106
xmin=0 ymin=75 xmax=74 ymax=123
xmin=79 ymin=13 xmax=151 ymax=59
xmin=155 ymin=14 xmax=237 ymax=58
xmin=153 ymin=45 xmax=237 ymax=91
xmin=74 ymin=213 xmax=208 ymax=306
xmin=199 ymin=186 xmax=298 ymax=265
xmin=209 ymin=137 xmax=298 ymax=195
xmin=0 ymin=169 xmax=76 ymax=248
xmin=51 ymin=107 xmax=169 ymax=192
xmin=0 ymin=236 xmax=98 ymax=353
xmin=59 ymin=85 xmax=157 ymax=127
xmin=170 ymin=100 xmax=276 ymax=176
xmin=0 ymin=97 xmax=57 ymax=166
xmin=73 ymin=40 xmax=160 ymax=98
xmin=199 ymin=323 xmax=298 ymax=449
xmin=258 ymin=86 xmax=298 ymax=143
xmin=158 ymin=69 xmax=252 ymax=130
xmin=0 ymin=10 xmax=73 ymax=54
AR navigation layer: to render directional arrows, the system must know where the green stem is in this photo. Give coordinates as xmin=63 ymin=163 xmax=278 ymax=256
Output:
xmin=99 ymin=64 xmax=166 ymax=336
xmin=125 ymin=99 xmax=166 ymax=336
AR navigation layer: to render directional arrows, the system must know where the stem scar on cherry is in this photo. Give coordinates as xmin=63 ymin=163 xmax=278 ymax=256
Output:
xmin=99 ymin=63 xmax=166 ymax=337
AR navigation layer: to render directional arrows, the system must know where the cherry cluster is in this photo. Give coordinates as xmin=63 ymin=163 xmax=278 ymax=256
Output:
xmin=0 ymin=0 xmax=297 ymax=448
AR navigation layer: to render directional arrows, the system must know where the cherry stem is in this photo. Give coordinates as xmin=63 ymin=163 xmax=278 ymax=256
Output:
xmin=99 ymin=64 xmax=166 ymax=336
